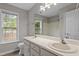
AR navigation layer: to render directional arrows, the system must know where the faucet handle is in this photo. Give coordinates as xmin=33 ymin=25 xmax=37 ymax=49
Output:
xmin=61 ymin=39 xmax=66 ymax=44
xmin=65 ymin=33 xmax=70 ymax=39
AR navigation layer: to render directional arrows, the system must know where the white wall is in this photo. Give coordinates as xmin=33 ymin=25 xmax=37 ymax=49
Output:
xmin=42 ymin=18 xmax=48 ymax=35
xmin=64 ymin=9 xmax=79 ymax=40
xmin=27 ymin=3 xmax=43 ymax=35
xmin=47 ymin=20 xmax=60 ymax=37
xmin=0 ymin=3 xmax=28 ymax=55
xmin=42 ymin=16 xmax=60 ymax=37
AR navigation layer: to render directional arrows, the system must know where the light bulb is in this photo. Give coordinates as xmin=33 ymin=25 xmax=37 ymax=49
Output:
xmin=53 ymin=3 xmax=56 ymax=5
xmin=42 ymin=8 xmax=45 ymax=11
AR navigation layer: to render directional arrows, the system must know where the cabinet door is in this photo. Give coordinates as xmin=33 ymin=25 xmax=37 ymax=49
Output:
xmin=41 ymin=49 xmax=56 ymax=56
xmin=24 ymin=44 xmax=30 ymax=56
xmin=31 ymin=49 xmax=39 ymax=56
xmin=31 ymin=43 xmax=40 ymax=53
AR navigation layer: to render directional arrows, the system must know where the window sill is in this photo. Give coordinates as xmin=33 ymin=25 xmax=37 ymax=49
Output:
xmin=0 ymin=40 xmax=20 ymax=45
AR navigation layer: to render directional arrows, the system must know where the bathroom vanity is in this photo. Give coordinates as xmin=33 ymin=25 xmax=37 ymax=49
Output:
xmin=24 ymin=35 xmax=79 ymax=56
xmin=24 ymin=36 xmax=57 ymax=56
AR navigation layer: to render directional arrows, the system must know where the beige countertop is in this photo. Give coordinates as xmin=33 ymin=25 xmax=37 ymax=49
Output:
xmin=24 ymin=35 xmax=79 ymax=56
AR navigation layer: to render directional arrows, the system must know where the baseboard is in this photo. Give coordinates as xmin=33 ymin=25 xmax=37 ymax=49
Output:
xmin=0 ymin=49 xmax=19 ymax=56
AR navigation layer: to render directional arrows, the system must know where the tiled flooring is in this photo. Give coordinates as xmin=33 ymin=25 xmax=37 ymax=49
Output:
xmin=3 ymin=51 xmax=20 ymax=56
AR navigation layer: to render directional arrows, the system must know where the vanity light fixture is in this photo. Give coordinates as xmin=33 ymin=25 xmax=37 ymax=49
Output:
xmin=40 ymin=3 xmax=57 ymax=12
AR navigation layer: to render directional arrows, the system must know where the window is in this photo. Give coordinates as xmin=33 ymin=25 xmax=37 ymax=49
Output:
xmin=0 ymin=10 xmax=18 ymax=43
xmin=35 ymin=18 xmax=42 ymax=34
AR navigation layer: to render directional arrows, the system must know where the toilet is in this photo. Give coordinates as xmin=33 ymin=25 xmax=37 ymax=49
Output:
xmin=18 ymin=43 xmax=24 ymax=56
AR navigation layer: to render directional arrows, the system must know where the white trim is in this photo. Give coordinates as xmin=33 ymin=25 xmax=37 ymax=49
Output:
xmin=0 ymin=9 xmax=19 ymax=43
xmin=40 ymin=20 xmax=43 ymax=34
xmin=0 ymin=40 xmax=19 ymax=45
xmin=0 ymin=10 xmax=3 ymax=42
xmin=0 ymin=9 xmax=19 ymax=16
xmin=17 ymin=13 xmax=19 ymax=41
xmin=0 ymin=49 xmax=19 ymax=56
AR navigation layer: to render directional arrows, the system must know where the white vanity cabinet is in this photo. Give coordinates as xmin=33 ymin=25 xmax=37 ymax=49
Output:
xmin=30 ymin=49 xmax=39 ymax=56
xmin=24 ymin=39 xmax=57 ymax=56
xmin=30 ymin=43 xmax=40 ymax=56
xmin=24 ymin=40 xmax=31 ymax=56
xmin=40 ymin=48 xmax=57 ymax=56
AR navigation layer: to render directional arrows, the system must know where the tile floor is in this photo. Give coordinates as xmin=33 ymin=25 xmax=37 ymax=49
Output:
xmin=3 ymin=50 xmax=20 ymax=56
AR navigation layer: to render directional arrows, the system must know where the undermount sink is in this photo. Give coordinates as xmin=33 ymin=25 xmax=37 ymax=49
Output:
xmin=49 ymin=42 xmax=77 ymax=53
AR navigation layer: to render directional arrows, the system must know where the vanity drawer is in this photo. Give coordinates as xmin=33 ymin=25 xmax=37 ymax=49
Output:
xmin=31 ymin=49 xmax=39 ymax=56
xmin=41 ymin=49 xmax=56 ymax=56
xmin=31 ymin=43 xmax=40 ymax=53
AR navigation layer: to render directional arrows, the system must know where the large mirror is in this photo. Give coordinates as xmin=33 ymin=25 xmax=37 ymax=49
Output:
xmin=34 ymin=3 xmax=79 ymax=40
xmin=34 ymin=14 xmax=60 ymax=38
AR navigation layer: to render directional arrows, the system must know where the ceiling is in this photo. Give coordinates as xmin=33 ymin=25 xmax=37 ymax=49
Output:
xmin=38 ymin=3 xmax=71 ymax=17
xmin=9 ymin=3 xmax=35 ymax=10
xmin=9 ymin=3 xmax=71 ymax=17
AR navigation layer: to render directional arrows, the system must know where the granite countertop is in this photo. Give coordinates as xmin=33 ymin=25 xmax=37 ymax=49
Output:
xmin=24 ymin=35 xmax=79 ymax=56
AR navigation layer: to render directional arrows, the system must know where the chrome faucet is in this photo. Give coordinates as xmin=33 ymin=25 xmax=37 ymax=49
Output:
xmin=61 ymin=39 xmax=66 ymax=44
xmin=61 ymin=33 xmax=70 ymax=44
xmin=34 ymin=31 xmax=37 ymax=38
xmin=65 ymin=33 xmax=70 ymax=39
